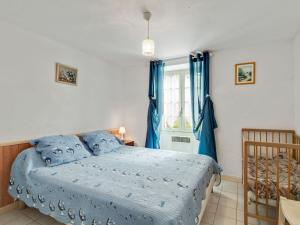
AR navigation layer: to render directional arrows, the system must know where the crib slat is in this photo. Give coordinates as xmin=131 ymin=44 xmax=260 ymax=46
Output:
xmin=279 ymin=132 xmax=281 ymax=143
xmin=272 ymin=132 xmax=274 ymax=158
xmin=265 ymin=147 xmax=269 ymax=217
xmin=276 ymin=147 xmax=280 ymax=219
xmin=259 ymin=131 xmax=262 ymax=158
xmin=244 ymin=141 xmax=249 ymax=225
xmin=288 ymin=148 xmax=291 ymax=199
xmin=255 ymin=145 xmax=259 ymax=215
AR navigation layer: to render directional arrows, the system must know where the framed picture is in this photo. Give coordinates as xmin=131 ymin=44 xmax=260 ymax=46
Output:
xmin=55 ymin=63 xmax=78 ymax=85
xmin=235 ymin=62 xmax=256 ymax=85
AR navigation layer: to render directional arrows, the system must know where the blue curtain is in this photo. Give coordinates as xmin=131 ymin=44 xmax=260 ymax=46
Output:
xmin=189 ymin=52 xmax=218 ymax=161
xmin=145 ymin=60 xmax=164 ymax=149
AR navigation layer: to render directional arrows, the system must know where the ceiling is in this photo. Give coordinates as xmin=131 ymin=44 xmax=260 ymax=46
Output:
xmin=0 ymin=0 xmax=300 ymax=65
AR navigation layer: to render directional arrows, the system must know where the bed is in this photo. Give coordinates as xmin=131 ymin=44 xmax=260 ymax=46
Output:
xmin=8 ymin=145 xmax=221 ymax=225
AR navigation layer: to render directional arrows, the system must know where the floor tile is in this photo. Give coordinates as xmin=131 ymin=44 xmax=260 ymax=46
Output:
xmin=214 ymin=215 xmax=237 ymax=225
xmin=222 ymin=182 xmax=238 ymax=193
xmin=216 ymin=206 xmax=236 ymax=220
xmin=206 ymin=203 xmax=218 ymax=213
xmin=27 ymin=222 xmax=40 ymax=225
xmin=237 ymin=209 xmax=244 ymax=222
xmin=220 ymin=191 xmax=237 ymax=201
xmin=237 ymin=201 xmax=244 ymax=210
xmin=201 ymin=211 xmax=215 ymax=225
xmin=5 ymin=214 xmax=33 ymax=225
xmin=0 ymin=209 xmax=28 ymax=225
xmin=35 ymin=213 xmax=57 ymax=225
xmin=209 ymin=194 xmax=220 ymax=204
xmin=22 ymin=208 xmax=41 ymax=220
xmin=219 ymin=197 xmax=237 ymax=209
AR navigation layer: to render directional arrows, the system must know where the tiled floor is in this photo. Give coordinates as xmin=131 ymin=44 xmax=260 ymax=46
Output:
xmin=0 ymin=180 xmax=271 ymax=225
xmin=201 ymin=179 xmax=245 ymax=225
xmin=201 ymin=180 xmax=274 ymax=225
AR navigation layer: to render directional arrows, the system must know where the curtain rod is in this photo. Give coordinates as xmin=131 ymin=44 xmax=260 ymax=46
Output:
xmin=190 ymin=50 xmax=214 ymax=57
xmin=160 ymin=50 xmax=215 ymax=62
xmin=162 ymin=56 xmax=188 ymax=62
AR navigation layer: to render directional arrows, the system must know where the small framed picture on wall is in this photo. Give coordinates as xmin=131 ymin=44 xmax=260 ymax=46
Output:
xmin=56 ymin=63 xmax=78 ymax=85
xmin=235 ymin=62 xmax=256 ymax=85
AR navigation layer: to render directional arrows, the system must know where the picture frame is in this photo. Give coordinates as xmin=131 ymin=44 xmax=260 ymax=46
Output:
xmin=55 ymin=63 xmax=78 ymax=85
xmin=235 ymin=62 xmax=256 ymax=85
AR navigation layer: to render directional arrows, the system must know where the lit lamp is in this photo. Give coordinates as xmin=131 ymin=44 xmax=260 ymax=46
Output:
xmin=142 ymin=38 xmax=155 ymax=57
xmin=119 ymin=126 xmax=126 ymax=140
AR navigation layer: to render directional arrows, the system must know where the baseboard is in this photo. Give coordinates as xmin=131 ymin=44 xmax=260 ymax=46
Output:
xmin=222 ymin=175 xmax=242 ymax=183
xmin=0 ymin=200 xmax=25 ymax=214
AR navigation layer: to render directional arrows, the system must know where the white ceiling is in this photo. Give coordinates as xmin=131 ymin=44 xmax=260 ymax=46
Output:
xmin=0 ymin=0 xmax=300 ymax=65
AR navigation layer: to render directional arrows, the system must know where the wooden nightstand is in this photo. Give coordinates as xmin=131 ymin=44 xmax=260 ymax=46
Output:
xmin=123 ymin=140 xmax=134 ymax=146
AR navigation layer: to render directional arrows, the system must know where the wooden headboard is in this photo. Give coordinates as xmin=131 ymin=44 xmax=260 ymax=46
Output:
xmin=0 ymin=141 xmax=32 ymax=208
xmin=0 ymin=128 xmax=119 ymax=208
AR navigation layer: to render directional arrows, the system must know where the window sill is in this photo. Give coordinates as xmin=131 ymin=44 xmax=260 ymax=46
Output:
xmin=161 ymin=129 xmax=193 ymax=134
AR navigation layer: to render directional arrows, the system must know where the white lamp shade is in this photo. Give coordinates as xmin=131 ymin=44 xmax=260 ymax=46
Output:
xmin=142 ymin=38 xmax=155 ymax=57
xmin=119 ymin=126 xmax=126 ymax=134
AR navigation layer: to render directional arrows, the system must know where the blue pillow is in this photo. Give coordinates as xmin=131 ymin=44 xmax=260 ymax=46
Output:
xmin=31 ymin=135 xmax=91 ymax=167
xmin=82 ymin=131 xmax=122 ymax=155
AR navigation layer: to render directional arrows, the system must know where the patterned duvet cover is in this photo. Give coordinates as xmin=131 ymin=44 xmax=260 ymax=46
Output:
xmin=9 ymin=146 xmax=221 ymax=225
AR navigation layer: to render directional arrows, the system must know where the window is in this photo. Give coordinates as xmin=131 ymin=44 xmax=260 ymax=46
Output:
xmin=163 ymin=64 xmax=192 ymax=131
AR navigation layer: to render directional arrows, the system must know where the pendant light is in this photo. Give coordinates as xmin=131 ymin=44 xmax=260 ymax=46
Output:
xmin=142 ymin=11 xmax=155 ymax=57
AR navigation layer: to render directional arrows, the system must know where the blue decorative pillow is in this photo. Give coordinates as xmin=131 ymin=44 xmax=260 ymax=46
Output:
xmin=31 ymin=135 xmax=91 ymax=167
xmin=82 ymin=131 xmax=122 ymax=155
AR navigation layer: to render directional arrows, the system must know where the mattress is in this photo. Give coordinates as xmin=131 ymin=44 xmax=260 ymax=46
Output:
xmin=9 ymin=146 xmax=221 ymax=225
xmin=247 ymin=154 xmax=300 ymax=201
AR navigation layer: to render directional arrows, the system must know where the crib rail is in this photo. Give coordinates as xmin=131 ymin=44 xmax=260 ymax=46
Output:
xmin=243 ymin=141 xmax=300 ymax=225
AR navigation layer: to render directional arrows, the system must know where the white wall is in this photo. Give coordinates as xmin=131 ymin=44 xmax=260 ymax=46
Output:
xmin=0 ymin=21 xmax=124 ymax=142
xmin=121 ymin=64 xmax=149 ymax=146
xmin=293 ymin=32 xmax=300 ymax=134
xmin=123 ymin=41 xmax=295 ymax=177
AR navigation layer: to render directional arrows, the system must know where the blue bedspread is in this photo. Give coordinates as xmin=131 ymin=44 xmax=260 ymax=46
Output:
xmin=9 ymin=146 xmax=221 ymax=225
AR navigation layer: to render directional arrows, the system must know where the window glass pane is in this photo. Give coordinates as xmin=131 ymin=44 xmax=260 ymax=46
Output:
xmin=184 ymin=74 xmax=192 ymax=129
xmin=163 ymin=69 xmax=193 ymax=131
xmin=163 ymin=74 xmax=180 ymax=129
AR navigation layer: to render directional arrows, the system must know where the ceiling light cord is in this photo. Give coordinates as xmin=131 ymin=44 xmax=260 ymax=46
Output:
xmin=147 ymin=19 xmax=150 ymax=39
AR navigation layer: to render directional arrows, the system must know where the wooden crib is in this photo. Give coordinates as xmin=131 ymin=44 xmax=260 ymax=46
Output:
xmin=242 ymin=128 xmax=300 ymax=225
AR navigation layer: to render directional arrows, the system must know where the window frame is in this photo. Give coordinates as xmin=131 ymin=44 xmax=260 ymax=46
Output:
xmin=162 ymin=67 xmax=192 ymax=133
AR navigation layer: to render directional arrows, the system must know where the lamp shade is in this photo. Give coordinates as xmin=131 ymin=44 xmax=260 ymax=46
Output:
xmin=119 ymin=126 xmax=126 ymax=135
xmin=142 ymin=38 xmax=155 ymax=57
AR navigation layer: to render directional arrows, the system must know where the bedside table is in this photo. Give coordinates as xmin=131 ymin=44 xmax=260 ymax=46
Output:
xmin=123 ymin=140 xmax=134 ymax=146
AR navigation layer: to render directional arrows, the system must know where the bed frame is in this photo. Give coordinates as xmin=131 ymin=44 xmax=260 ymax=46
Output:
xmin=242 ymin=128 xmax=300 ymax=225
xmin=0 ymin=129 xmax=119 ymax=209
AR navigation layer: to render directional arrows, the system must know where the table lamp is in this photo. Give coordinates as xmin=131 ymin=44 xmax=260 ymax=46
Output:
xmin=119 ymin=126 xmax=126 ymax=140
